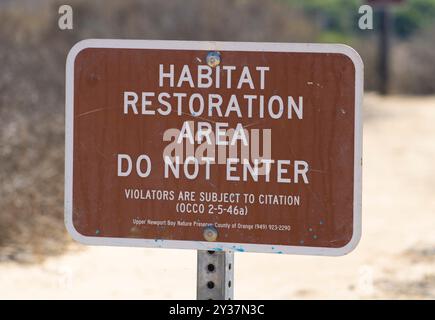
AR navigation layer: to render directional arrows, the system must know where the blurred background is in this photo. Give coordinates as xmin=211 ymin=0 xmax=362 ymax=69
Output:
xmin=0 ymin=0 xmax=434 ymax=299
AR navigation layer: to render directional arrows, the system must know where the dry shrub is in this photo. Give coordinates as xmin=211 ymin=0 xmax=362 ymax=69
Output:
xmin=392 ymin=24 xmax=435 ymax=95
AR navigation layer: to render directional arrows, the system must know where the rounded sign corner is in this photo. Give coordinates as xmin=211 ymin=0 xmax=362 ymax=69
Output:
xmin=64 ymin=213 xmax=93 ymax=246
xmin=66 ymin=39 xmax=99 ymax=70
xmin=65 ymin=39 xmax=363 ymax=256
xmin=332 ymin=43 xmax=364 ymax=74
xmin=331 ymin=225 xmax=362 ymax=257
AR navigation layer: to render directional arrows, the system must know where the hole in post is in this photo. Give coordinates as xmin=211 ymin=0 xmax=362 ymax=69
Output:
xmin=228 ymin=280 xmax=232 ymax=288
xmin=207 ymin=264 xmax=215 ymax=272
xmin=207 ymin=281 xmax=215 ymax=289
xmin=228 ymin=263 xmax=232 ymax=270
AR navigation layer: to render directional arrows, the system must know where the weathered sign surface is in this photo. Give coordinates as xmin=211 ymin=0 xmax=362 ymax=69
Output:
xmin=65 ymin=39 xmax=363 ymax=255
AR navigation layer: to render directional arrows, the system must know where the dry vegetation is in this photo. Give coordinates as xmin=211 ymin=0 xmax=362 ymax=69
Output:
xmin=392 ymin=25 xmax=435 ymax=94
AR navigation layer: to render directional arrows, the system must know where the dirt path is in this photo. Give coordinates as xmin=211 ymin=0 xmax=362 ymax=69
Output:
xmin=1 ymin=93 xmax=435 ymax=299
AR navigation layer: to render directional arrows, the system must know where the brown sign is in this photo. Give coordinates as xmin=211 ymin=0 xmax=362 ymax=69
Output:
xmin=65 ymin=40 xmax=362 ymax=255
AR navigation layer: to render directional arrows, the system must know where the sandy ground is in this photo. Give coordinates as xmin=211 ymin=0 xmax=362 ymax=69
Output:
xmin=1 ymin=93 xmax=435 ymax=299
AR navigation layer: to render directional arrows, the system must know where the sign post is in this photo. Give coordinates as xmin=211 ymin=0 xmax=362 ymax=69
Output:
xmin=367 ymin=0 xmax=404 ymax=94
xmin=65 ymin=39 xmax=363 ymax=299
xmin=197 ymin=250 xmax=234 ymax=300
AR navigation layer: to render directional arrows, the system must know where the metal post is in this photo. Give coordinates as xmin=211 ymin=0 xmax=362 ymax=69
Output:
xmin=378 ymin=5 xmax=391 ymax=95
xmin=197 ymin=250 xmax=234 ymax=300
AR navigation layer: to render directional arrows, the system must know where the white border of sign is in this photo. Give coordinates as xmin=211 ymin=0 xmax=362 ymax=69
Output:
xmin=65 ymin=39 xmax=363 ymax=256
